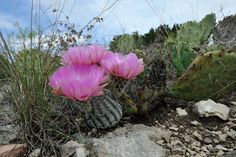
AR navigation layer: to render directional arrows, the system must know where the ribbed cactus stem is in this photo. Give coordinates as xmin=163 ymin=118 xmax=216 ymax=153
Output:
xmin=85 ymin=89 xmax=123 ymax=129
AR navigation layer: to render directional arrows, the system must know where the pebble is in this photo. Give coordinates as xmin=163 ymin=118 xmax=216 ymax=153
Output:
xmin=176 ymin=108 xmax=188 ymax=116
xmin=227 ymin=129 xmax=236 ymax=139
xmin=184 ymin=135 xmax=192 ymax=143
xmin=191 ymin=120 xmax=201 ymax=126
xmin=201 ymin=146 xmax=209 ymax=153
xmin=230 ymin=101 xmax=236 ymax=105
xmin=192 ymin=131 xmax=203 ymax=141
xmin=156 ymin=140 xmax=165 ymax=145
xmin=213 ymin=139 xmax=219 ymax=144
xmin=216 ymin=150 xmax=225 ymax=156
xmin=206 ymin=144 xmax=214 ymax=152
xmin=29 ymin=148 xmax=41 ymax=157
xmin=191 ymin=140 xmax=201 ymax=147
xmin=191 ymin=145 xmax=200 ymax=152
xmin=169 ymin=126 xmax=178 ymax=131
xmin=218 ymin=134 xmax=227 ymax=142
xmin=215 ymin=145 xmax=228 ymax=151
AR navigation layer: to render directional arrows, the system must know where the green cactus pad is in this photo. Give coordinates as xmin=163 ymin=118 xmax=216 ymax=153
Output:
xmin=176 ymin=13 xmax=216 ymax=48
xmin=169 ymin=50 xmax=236 ymax=101
xmin=168 ymin=42 xmax=197 ymax=75
xmin=165 ymin=14 xmax=216 ymax=76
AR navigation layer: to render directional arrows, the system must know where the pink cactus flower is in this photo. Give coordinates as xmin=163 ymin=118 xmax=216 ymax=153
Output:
xmin=49 ymin=64 xmax=108 ymax=101
xmin=100 ymin=52 xmax=144 ymax=79
xmin=61 ymin=45 xmax=108 ymax=65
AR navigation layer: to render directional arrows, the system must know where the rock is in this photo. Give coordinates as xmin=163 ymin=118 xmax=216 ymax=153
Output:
xmin=89 ymin=124 xmax=166 ymax=157
xmin=218 ymin=134 xmax=227 ymax=142
xmin=0 ymin=144 xmax=27 ymax=157
xmin=231 ymin=101 xmax=236 ymax=105
xmin=193 ymin=99 xmax=230 ymax=120
xmin=61 ymin=140 xmax=88 ymax=157
xmin=169 ymin=139 xmax=186 ymax=155
xmin=169 ymin=126 xmax=178 ymax=131
xmin=192 ymin=131 xmax=203 ymax=141
xmin=190 ymin=120 xmax=200 ymax=126
xmin=0 ymin=124 xmax=18 ymax=144
xmin=75 ymin=147 xmax=88 ymax=157
xmin=213 ymin=138 xmax=219 ymax=144
xmin=222 ymin=126 xmax=229 ymax=133
xmin=194 ymin=153 xmax=202 ymax=157
xmin=201 ymin=146 xmax=209 ymax=153
xmin=183 ymin=135 xmax=193 ymax=143
xmin=162 ymin=130 xmax=173 ymax=143
xmin=215 ymin=145 xmax=228 ymax=151
xmin=206 ymin=144 xmax=214 ymax=152
xmin=156 ymin=140 xmax=165 ymax=145
xmin=203 ymin=137 xmax=212 ymax=144
xmin=176 ymin=108 xmax=188 ymax=116
xmin=221 ymin=151 xmax=236 ymax=157
xmin=29 ymin=148 xmax=41 ymax=157
xmin=191 ymin=140 xmax=201 ymax=147
xmin=227 ymin=129 xmax=236 ymax=139
xmin=191 ymin=145 xmax=200 ymax=152
xmin=217 ymin=150 xmax=225 ymax=156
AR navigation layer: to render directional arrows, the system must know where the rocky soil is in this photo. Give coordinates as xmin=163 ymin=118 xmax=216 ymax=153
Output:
xmin=1 ymin=87 xmax=236 ymax=157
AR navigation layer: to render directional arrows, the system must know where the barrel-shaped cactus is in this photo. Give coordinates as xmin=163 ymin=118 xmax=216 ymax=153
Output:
xmin=85 ymin=90 xmax=123 ymax=129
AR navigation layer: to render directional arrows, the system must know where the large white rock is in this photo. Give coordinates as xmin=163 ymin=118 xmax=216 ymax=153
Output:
xmin=89 ymin=124 xmax=166 ymax=157
xmin=193 ymin=99 xmax=230 ymax=120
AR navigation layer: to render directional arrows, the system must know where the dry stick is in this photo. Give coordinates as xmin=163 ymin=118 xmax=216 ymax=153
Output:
xmin=0 ymin=32 xmax=13 ymax=61
xmin=79 ymin=0 xmax=120 ymax=35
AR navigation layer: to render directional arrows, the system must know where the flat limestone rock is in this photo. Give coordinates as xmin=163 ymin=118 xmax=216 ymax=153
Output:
xmin=88 ymin=124 xmax=166 ymax=157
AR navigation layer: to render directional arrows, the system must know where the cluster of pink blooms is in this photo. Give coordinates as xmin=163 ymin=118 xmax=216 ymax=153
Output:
xmin=49 ymin=45 xmax=144 ymax=101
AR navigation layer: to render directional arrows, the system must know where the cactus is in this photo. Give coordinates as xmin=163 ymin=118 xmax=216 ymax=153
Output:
xmin=176 ymin=13 xmax=216 ymax=48
xmin=168 ymin=49 xmax=236 ymax=101
xmin=167 ymin=42 xmax=197 ymax=75
xmin=116 ymin=48 xmax=169 ymax=114
xmin=165 ymin=13 xmax=216 ymax=76
xmin=85 ymin=89 xmax=123 ymax=129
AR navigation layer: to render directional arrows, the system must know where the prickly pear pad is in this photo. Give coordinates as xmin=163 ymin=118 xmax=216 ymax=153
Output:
xmin=169 ymin=50 xmax=236 ymax=101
